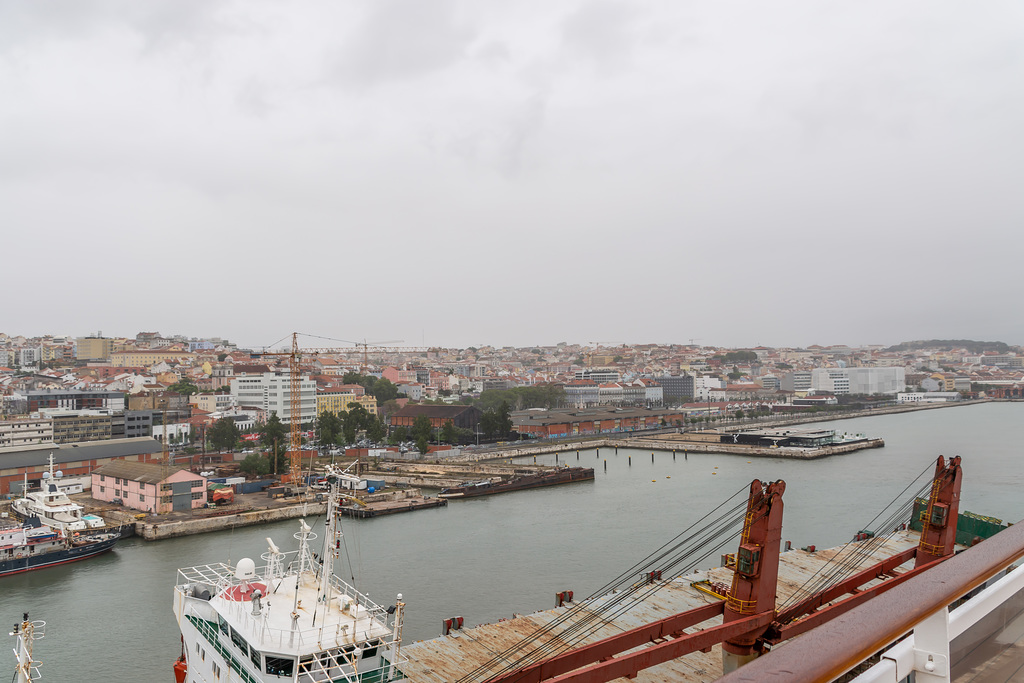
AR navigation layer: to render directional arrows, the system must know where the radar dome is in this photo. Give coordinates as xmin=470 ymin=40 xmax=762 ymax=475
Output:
xmin=234 ymin=558 xmax=257 ymax=580
xmin=42 ymin=472 xmax=50 ymax=479
xmin=55 ymin=470 xmax=64 ymax=478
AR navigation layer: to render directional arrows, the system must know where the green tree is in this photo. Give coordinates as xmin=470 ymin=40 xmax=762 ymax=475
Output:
xmin=411 ymin=415 xmax=433 ymax=443
xmin=370 ymin=378 xmax=399 ymax=403
xmin=208 ymin=418 xmax=241 ymax=452
xmin=416 ymin=434 xmax=430 ymax=455
xmin=440 ymin=420 xmax=457 ymax=444
xmin=259 ymin=413 xmax=288 ymax=452
xmin=318 ymin=410 xmax=344 ymax=446
xmin=168 ymin=379 xmax=199 ymax=396
xmin=388 ymin=425 xmax=408 ymax=445
xmin=366 ymin=416 xmax=386 ymax=443
xmin=480 ymin=401 xmax=513 ymax=439
xmin=734 ymin=409 xmax=745 ymax=420
xmin=240 ymin=453 xmax=271 ymax=477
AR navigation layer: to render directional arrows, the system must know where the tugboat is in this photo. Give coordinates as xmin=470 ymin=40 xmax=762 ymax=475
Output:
xmin=0 ymin=516 xmax=120 ymax=577
xmin=171 ymin=463 xmax=406 ymax=682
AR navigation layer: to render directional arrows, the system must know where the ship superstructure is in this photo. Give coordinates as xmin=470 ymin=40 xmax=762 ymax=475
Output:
xmin=11 ymin=455 xmax=106 ymax=533
xmin=172 ymin=465 xmax=405 ymax=683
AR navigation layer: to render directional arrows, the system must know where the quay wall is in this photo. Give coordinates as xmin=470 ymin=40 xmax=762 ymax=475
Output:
xmin=138 ymin=502 xmax=327 ymax=541
xmin=622 ymin=437 xmax=886 ymax=460
xmin=455 ymin=436 xmax=886 ymax=462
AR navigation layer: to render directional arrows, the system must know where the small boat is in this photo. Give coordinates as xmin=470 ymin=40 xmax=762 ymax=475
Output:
xmin=0 ymin=516 xmax=120 ymax=578
xmin=438 ymin=466 xmax=595 ymax=499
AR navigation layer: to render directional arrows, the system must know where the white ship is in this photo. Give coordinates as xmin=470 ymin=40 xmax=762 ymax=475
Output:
xmin=171 ymin=464 xmax=405 ymax=683
xmin=11 ymin=456 xmax=106 ymax=533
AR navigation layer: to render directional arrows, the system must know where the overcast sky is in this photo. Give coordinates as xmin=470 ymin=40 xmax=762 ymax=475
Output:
xmin=3 ymin=1 xmax=1023 ymax=350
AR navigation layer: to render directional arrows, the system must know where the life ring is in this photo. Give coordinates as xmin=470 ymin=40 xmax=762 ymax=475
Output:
xmin=15 ymin=552 xmax=24 ymax=559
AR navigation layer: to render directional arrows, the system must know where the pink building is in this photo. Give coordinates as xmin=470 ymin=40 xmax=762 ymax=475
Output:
xmin=91 ymin=461 xmax=208 ymax=514
xmin=381 ymin=367 xmax=417 ymax=384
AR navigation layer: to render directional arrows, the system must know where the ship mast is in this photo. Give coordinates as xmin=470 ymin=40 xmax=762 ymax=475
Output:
xmin=10 ymin=613 xmax=45 ymax=683
xmin=319 ymin=468 xmax=342 ymax=605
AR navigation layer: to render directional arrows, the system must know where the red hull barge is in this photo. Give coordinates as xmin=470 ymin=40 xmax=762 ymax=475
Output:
xmin=438 ymin=466 xmax=595 ymax=499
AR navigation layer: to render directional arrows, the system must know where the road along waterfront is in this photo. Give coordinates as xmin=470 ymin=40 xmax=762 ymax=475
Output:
xmin=2 ymin=401 xmax=1022 ymax=682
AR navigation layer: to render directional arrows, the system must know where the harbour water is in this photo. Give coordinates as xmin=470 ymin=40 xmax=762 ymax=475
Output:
xmin=4 ymin=402 xmax=1023 ymax=682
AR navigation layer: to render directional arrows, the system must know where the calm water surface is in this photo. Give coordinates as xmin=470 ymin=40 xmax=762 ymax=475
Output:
xmin=4 ymin=402 xmax=1023 ymax=681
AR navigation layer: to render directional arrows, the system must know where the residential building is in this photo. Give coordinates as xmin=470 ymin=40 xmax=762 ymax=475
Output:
xmin=110 ymin=350 xmax=196 ymax=367
xmin=563 ymin=380 xmax=600 ymax=407
xmin=230 ymin=371 xmax=316 ymax=425
xmin=574 ymin=368 xmax=621 ymax=383
xmin=633 ymin=379 xmax=664 ymax=407
xmin=780 ymin=372 xmax=813 ymax=393
xmin=75 ymin=336 xmax=114 ymax=361
xmin=23 ymin=389 xmax=125 ymax=413
xmin=656 ymin=374 xmax=695 ymax=402
xmin=0 ymin=418 xmax=54 ymax=448
xmin=396 ymin=383 xmax=425 ymax=401
xmin=39 ymin=409 xmax=113 ymax=443
xmin=316 ymin=390 xmax=378 ymax=417
xmin=189 ymin=393 xmax=236 ymax=413
xmin=124 ymin=410 xmax=156 ymax=438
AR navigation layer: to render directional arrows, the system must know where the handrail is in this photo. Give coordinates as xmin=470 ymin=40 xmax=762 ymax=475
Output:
xmin=718 ymin=518 xmax=1024 ymax=683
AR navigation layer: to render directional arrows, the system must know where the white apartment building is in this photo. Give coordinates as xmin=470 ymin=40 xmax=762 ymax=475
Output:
xmin=230 ymin=372 xmax=316 ymax=425
xmin=0 ymin=418 xmax=54 ymax=448
xmin=693 ymin=375 xmax=725 ymax=401
xmin=780 ymin=372 xmax=813 ymax=393
xmin=811 ymin=367 xmax=905 ymax=395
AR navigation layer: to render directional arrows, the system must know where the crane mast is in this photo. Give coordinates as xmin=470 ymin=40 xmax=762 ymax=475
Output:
xmin=253 ymin=332 xmax=428 ymax=491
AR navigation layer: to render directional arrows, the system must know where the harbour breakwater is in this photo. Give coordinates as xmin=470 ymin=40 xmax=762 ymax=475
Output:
xmin=454 ymin=436 xmax=885 ymax=462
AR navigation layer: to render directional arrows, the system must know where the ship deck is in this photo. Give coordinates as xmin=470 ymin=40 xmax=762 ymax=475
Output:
xmin=177 ymin=560 xmax=393 ymax=654
xmin=399 ymin=531 xmax=925 ymax=683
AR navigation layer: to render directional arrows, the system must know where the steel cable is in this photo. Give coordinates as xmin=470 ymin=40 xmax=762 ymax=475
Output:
xmin=460 ymin=484 xmax=754 ymax=683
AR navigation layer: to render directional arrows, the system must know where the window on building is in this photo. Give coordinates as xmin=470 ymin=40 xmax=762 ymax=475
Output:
xmin=191 ymin=491 xmax=203 ymax=500
xmin=139 ymin=493 xmax=145 ymax=502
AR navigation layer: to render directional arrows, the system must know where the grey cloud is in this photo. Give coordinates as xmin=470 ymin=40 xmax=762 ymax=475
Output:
xmin=0 ymin=0 xmax=233 ymax=53
xmin=561 ymin=0 xmax=643 ymax=71
xmin=330 ymin=0 xmax=477 ymax=88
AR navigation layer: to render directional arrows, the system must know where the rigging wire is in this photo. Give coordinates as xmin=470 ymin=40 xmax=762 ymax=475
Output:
xmin=777 ymin=460 xmax=936 ymax=613
xmin=459 ymin=484 xmax=754 ymax=683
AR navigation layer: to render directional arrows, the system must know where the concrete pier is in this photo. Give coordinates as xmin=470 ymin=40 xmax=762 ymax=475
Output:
xmin=138 ymin=501 xmax=327 ymax=540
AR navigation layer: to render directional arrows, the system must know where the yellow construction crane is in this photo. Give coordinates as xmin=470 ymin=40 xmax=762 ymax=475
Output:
xmin=253 ymin=332 xmax=427 ymax=489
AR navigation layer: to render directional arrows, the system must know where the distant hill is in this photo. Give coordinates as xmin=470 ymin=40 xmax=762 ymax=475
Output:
xmin=886 ymin=340 xmax=1011 ymax=354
